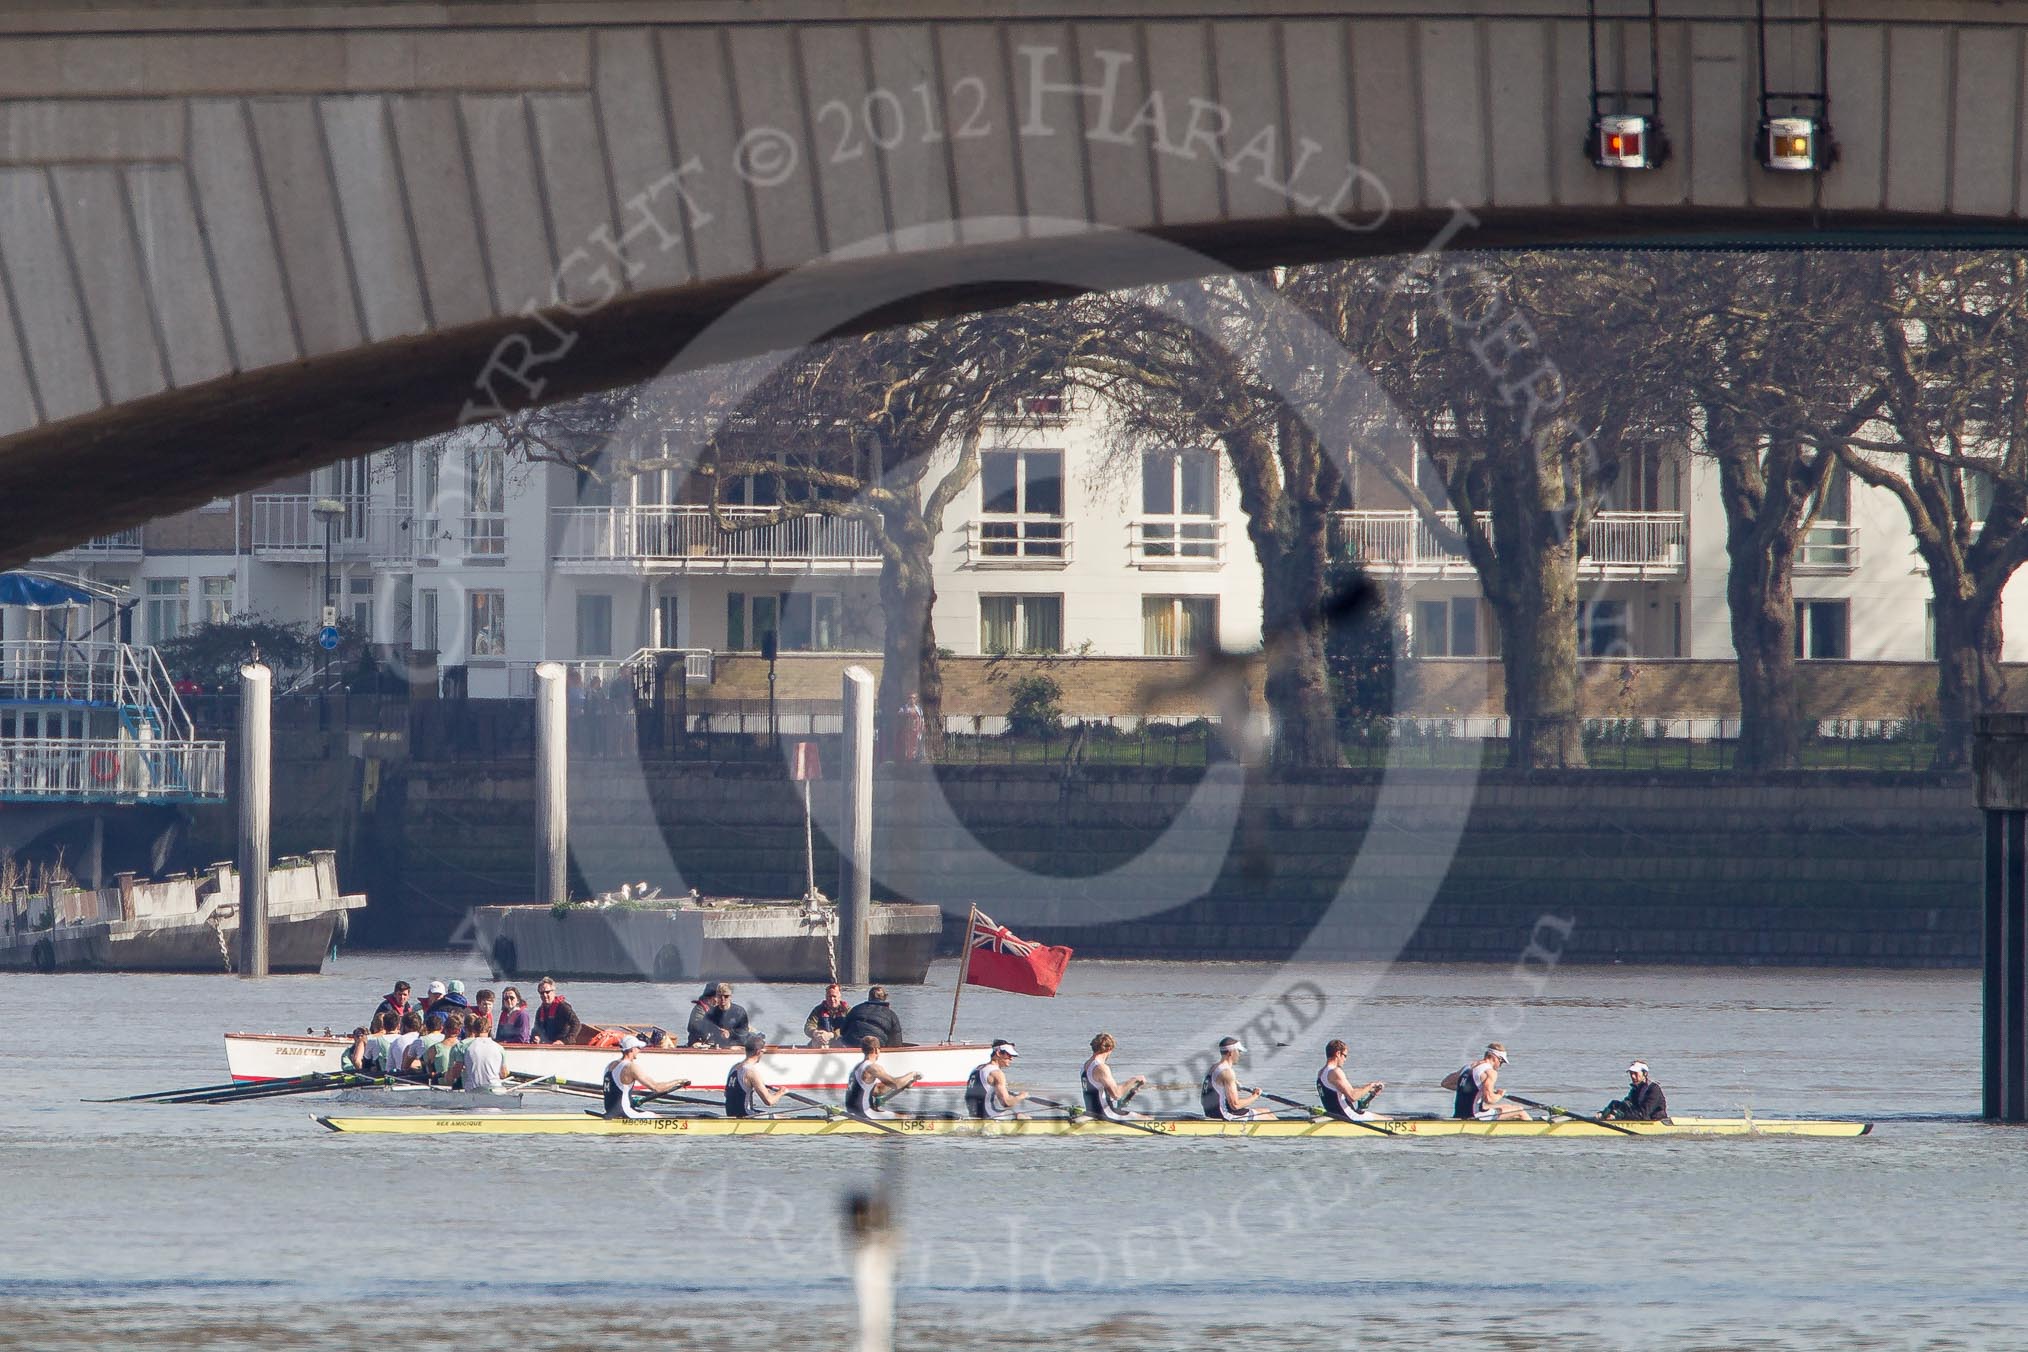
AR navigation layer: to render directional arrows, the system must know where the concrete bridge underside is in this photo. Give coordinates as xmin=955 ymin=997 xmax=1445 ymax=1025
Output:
xmin=6 ymin=0 xmax=2028 ymax=565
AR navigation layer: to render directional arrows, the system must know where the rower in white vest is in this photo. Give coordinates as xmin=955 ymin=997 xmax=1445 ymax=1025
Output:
xmin=1316 ymin=1039 xmax=1384 ymax=1121
xmin=964 ymin=1040 xmax=1028 ymax=1119
xmin=1200 ymin=1037 xmax=1265 ymax=1120
xmin=1080 ymin=1032 xmax=1150 ymax=1120
xmin=603 ymin=1036 xmax=683 ymax=1119
xmin=724 ymin=1035 xmax=786 ymax=1118
xmin=844 ymin=1036 xmax=909 ymax=1119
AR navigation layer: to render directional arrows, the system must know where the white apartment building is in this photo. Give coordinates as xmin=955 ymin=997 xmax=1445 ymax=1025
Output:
xmin=23 ymin=392 xmax=2018 ymax=693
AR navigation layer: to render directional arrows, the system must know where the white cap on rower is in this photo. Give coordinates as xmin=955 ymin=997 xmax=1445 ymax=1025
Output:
xmin=1627 ymin=1061 xmax=1649 ymax=1075
xmin=1219 ymin=1036 xmax=1245 ymax=1052
xmin=619 ymin=1035 xmax=643 ymax=1051
xmin=993 ymin=1041 xmax=1019 ymax=1057
xmin=1487 ymin=1045 xmax=1509 ymax=1063
xmin=427 ymin=980 xmax=446 ymax=996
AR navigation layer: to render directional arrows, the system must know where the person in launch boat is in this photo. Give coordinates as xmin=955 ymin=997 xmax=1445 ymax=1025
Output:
xmin=494 ymin=986 xmax=532 ymax=1044
xmin=839 ymin=986 xmax=905 ymax=1048
xmin=425 ymin=1014 xmax=463 ymax=1084
xmin=386 ymin=1011 xmax=425 ymax=1078
xmin=1601 ymin=1061 xmax=1670 ymax=1122
xmin=804 ymin=983 xmax=850 ymax=1047
xmin=844 ymin=1037 xmax=909 ymax=1120
xmin=402 ymin=1012 xmax=447 ymax=1075
xmin=340 ymin=1027 xmax=371 ymax=1073
xmin=1200 ymin=1037 xmax=1265 ymax=1120
xmin=372 ymin=981 xmax=413 ymax=1026
xmin=1445 ymin=1043 xmax=1528 ymax=1121
xmin=362 ymin=1012 xmax=397 ymax=1073
xmin=1317 ymin=1039 xmax=1384 ymax=1121
xmin=1079 ymin=1033 xmax=1149 ymax=1120
xmin=532 ymin=978 xmax=581 ymax=1045
xmin=604 ymin=1036 xmax=684 ymax=1119
xmin=686 ymin=982 xmax=750 ymax=1047
xmin=724 ymin=1035 xmax=786 ymax=1118
xmin=422 ymin=980 xmax=447 ymax=1014
xmin=458 ymin=1018 xmax=506 ymax=1091
xmin=964 ymin=1041 xmax=1028 ymax=1120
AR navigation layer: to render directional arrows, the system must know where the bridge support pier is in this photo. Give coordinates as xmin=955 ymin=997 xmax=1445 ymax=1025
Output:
xmin=1975 ymin=715 xmax=2028 ymax=1121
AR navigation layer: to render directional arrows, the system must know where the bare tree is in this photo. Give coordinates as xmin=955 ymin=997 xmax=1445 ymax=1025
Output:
xmin=1841 ymin=253 xmax=2028 ymax=768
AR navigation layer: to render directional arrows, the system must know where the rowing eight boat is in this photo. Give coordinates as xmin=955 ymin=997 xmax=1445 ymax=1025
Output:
xmin=316 ymin=1114 xmax=1871 ymax=1138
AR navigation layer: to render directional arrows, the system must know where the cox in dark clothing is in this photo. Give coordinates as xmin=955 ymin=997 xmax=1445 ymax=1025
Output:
xmin=839 ymin=986 xmax=905 ymax=1048
xmin=686 ymin=982 xmax=751 ymax=1047
xmin=532 ymin=978 xmax=581 ymax=1044
xmin=1601 ymin=1062 xmax=1670 ymax=1121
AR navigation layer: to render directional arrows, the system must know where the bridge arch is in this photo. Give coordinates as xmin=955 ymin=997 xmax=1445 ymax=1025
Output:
xmin=4 ymin=0 xmax=2027 ymax=561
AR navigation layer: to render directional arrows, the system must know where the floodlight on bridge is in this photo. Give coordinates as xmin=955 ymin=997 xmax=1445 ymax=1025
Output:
xmin=1759 ymin=115 xmax=1831 ymax=173
xmin=1588 ymin=113 xmax=1667 ymax=172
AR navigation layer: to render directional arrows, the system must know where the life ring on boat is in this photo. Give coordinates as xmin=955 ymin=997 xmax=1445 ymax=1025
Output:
xmin=88 ymin=750 xmax=120 ymax=784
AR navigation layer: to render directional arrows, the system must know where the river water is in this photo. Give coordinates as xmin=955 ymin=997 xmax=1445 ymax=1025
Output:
xmin=0 ymin=956 xmax=2018 ymax=1350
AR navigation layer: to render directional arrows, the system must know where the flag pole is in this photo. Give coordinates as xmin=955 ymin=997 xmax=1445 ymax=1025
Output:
xmin=947 ymin=904 xmax=978 ymax=1042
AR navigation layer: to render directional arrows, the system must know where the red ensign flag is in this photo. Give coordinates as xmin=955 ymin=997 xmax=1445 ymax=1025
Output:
xmin=963 ymin=910 xmax=1073 ymax=997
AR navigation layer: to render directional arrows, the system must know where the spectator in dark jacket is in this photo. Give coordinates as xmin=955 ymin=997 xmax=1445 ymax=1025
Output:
xmin=1601 ymin=1061 xmax=1670 ymax=1121
xmin=686 ymin=982 xmax=751 ymax=1046
xmin=840 ymin=986 xmax=905 ymax=1047
xmin=532 ymin=977 xmax=582 ymax=1044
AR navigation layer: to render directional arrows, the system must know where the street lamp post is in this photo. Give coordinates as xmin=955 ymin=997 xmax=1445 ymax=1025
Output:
xmin=311 ymin=497 xmax=344 ymax=732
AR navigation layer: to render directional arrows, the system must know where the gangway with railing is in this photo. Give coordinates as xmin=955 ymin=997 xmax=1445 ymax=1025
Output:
xmin=0 ymin=571 xmax=225 ymax=804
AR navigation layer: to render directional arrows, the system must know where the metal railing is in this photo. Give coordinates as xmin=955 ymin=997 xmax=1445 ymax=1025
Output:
xmin=0 ymin=736 xmax=227 ymax=801
xmin=41 ymin=528 xmax=144 ymax=559
xmin=1797 ymin=522 xmax=1859 ymax=572
xmin=502 ymin=650 xmax=712 ymax=699
xmin=965 ymin=517 xmax=1073 ymax=565
xmin=552 ymin=506 xmax=879 ymax=571
xmin=1334 ymin=510 xmax=1688 ymax=579
xmin=0 ymin=640 xmax=190 ymax=736
xmin=1130 ymin=517 xmax=1224 ymax=565
xmin=250 ymin=494 xmax=374 ymax=558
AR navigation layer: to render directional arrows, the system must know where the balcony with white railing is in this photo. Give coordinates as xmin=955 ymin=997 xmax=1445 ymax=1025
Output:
xmin=41 ymin=528 xmax=144 ymax=561
xmin=1334 ymin=510 xmax=1689 ymax=580
xmin=1130 ymin=518 xmax=1225 ymax=568
xmin=1796 ymin=522 xmax=1859 ymax=573
xmin=250 ymin=494 xmax=375 ymax=560
xmin=551 ymin=506 xmax=881 ymax=574
xmin=964 ymin=517 xmax=1073 ymax=567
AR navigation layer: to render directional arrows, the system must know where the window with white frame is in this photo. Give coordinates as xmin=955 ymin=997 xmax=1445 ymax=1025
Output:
xmin=417 ymin=588 xmax=439 ymax=654
xmin=1142 ymin=596 xmax=1217 ymax=656
xmin=1800 ymin=466 xmax=1854 ymax=567
xmin=145 ymin=579 xmax=189 ymax=644
xmin=1794 ymin=599 xmax=1849 ymax=660
xmin=1578 ymin=599 xmax=1632 ymax=658
xmin=1415 ymin=597 xmax=1481 ymax=657
xmin=200 ymin=577 xmax=232 ymax=625
xmin=980 ymin=594 xmax=1063 ymax=654
xmin=1140 ymin=449 xmax=1218 ymax=560
xmin=348 ymin=575 xmax=374 ymax=637
xmin=979 ymin=450 xmax=1065 ymax=559
xmin=464 ymin=446 xmax=506 ymax=556
xmin=469 ymin=590 xmax=506 ymax=658
xmin=576 ymin=593 xmax=614 ymax=657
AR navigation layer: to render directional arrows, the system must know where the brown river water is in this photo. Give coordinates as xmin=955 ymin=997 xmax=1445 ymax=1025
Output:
xmin=0 ymin=956 xmax=2018 ymax=1351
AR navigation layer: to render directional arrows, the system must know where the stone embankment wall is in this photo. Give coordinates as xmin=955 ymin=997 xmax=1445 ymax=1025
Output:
xmin=367 ymin=760 xmax=1981 ymax=967
xmin=689 ymin=653 xmax=2028 ymax=723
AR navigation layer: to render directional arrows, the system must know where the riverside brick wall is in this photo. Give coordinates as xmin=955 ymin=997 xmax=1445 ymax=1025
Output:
xmin=372 ymin=760 xmax=1982 ymax=967
xmin=688 ymin=653 xmax=2028 ymax=723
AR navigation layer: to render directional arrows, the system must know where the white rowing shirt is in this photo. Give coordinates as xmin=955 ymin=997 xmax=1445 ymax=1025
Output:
xmin=968 ymin=1062 xmax=1015 ymax=1118
xmin=1317 ymin=1065 xmax=1368 ymax=1120
xmin=845 ymin=1057 xmax=894 ymax=1119
xmin=606 ymin=1057 xmax=651 ymax=1119
xmin=1201 ymin=1062 xmax=1255 ymax=1120
xmin=1471 ymin=1061 xmax=1502 ymax=1120
xmin=462 ymin=1036 xmax=505 ymax=1090
xmin=1081 ymin=1056 xmax=1132 ymax=1119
